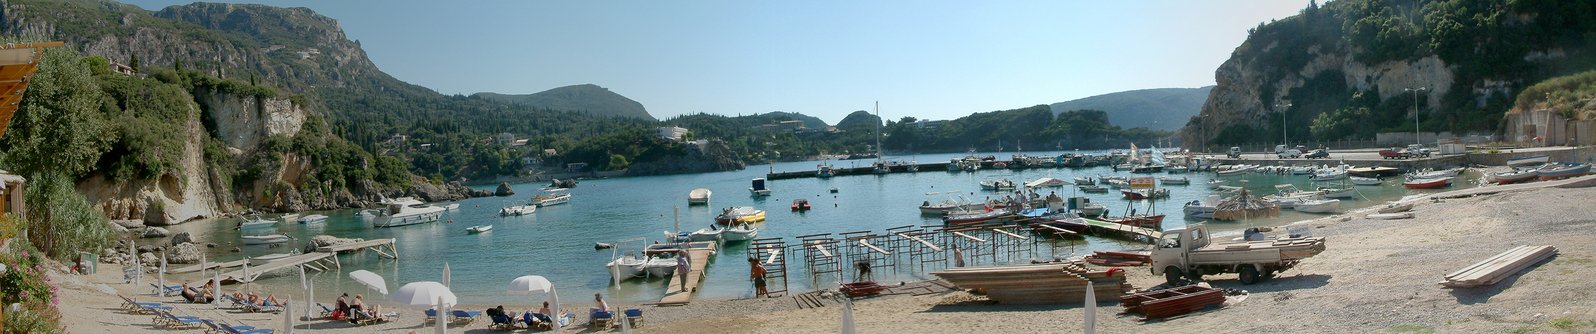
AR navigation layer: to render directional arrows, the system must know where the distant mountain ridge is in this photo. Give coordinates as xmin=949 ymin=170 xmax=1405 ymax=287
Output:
xmin=1049 ymin=87 xmax=1212 ymax=131
xmin=473 ymin=84 xmax=655 ymax=120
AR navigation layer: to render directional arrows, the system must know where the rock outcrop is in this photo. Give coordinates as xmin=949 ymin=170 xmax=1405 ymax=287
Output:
xmin=77 ymin=100 xmax=230 ymax=225
xmin=625 ymin=140 xmax=746 ymax=176
xmin=165 ymin=242 xmax=202 ymax=264
xmin=495 ymin=182 xmax=514 ymax=196
xmin=198 ymin=91 xmax=306 ymax=153
xmin=170 ymin=232 xmax=194 ymax=246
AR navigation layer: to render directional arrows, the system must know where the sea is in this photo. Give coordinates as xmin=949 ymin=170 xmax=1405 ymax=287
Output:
xmin=145 ymin=150 xmax=1482 ymax=307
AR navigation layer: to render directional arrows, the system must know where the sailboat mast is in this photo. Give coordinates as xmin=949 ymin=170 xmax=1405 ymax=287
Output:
xmin=874 ymin=101 xmax=882 ymax=160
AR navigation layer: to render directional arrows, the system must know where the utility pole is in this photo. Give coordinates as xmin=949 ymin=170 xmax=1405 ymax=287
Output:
xmin=1275 ymin=102 xmax=1293 ymax=146
xmin=1405 ymin=87 xmax=1427 ymax=146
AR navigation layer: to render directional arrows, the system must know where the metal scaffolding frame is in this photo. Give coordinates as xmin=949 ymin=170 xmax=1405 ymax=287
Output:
xmin=748 ymin=237 xmax=790 ymax=297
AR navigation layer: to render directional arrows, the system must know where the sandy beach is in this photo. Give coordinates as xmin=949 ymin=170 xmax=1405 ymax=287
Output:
xmin=53 ymin=178 xmax=1596 ymax=333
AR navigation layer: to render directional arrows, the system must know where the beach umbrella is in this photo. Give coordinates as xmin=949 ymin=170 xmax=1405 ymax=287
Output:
xmin=507 ymin=275 xmax=560 ymax=333
xmin=349 ymin=270 xmax=389 ymax=295
xmin=435 ymin=296 xmax=449 ymax=334
xmin=242 ymin=261 xmax=250 ymax=285
xmin=200 ymin=253 xmax=207 ymax=278
xmin=391 ymin=281 xmax=456 ymax=309
xmin=131 ymin=242 xmax=141 ymax=285
xmin=283 ymin=296 xmax=295 ymax=334
xmin=212 ymin=270 xmax=221 ymax=306
xmin=839 ymin=297 xmax=855 ymax=334
xmin=1084 ymin=280 xmax=1096 ymax=334
xmin=442 ymin=263 xmax=451 ymax=288
xmin=299 ymin=265 xmax=313 ymax=325
xmin=158 ymin=253 xmax=167 ymax=296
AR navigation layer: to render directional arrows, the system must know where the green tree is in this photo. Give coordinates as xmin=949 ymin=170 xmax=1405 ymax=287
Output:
xmin=23 ymin=171 xmax=113 ymax=260
xmin=0 ymin=48 xmax=111 ymax=177
xmin=607 ymin=153 xmax=629 ymax=170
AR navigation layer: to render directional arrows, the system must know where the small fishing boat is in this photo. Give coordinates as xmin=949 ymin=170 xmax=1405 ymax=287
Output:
xmin=1215 ymin=165 xmax=1254 ymax=176
xmin=817 ymin=164 xmax=835 ymax=178
xmin=722 ymin=223 xmax=758 ymax=242
xmin=1182 ymin=195 xmax=1220 ymax=219
xmin=1121 ymin=189 xmax=1170 ymax=200
xmin=1078 ymin=185 xmax=1108 ymax=193
xmin=1506 ymin=155 xmax=1551 ymax=167
xmin=979 ymin=178 xmax=1016 ymax=190
xmin=687 ymin=188 xmax=712 ymax=205
xmin=241 ymin=234 xmax=292 ymax=245
xmin=1293 ymin=199 xmax=1341 ymax=213
xmin=1165 ymin=165 xmax=1189 ymax=174
xmin=466 ymin=225 xmax=493 ymax=233
xmin=500 ymin=205 xmax=536 ymax=216
xmin=532 ymin=188 xmax=571 ymax=207
xmin=943 ymin=209 xmax=1013 ymax=225
xmin=1409 ymin=167 xmax=1464 ymax=179
xmin=237 ymin=215 xmax=277 ymax=230
xmin=1535 ymin=162 xmax=1591 ymax=181
xmin=688 ymin=226 xmax=722 ymax=241
xmin=1403 ymin=176 xmax=1453 ymax=189
xmin=1492 ymin=168 xmax=1538 ymax=185
xmin=1317 ymin=186 xmax=1355 ymax=199
xmin=1290 ymin=166 xmax=1315 ymax=175
xmin=1077 ymin=202 xmax=1107 ymax=217
xmin=1105 ymin=179 xmax=1129 ymax=189
xmin=1159 ymin=176 xmax=1189 ymax=185
xmin=749 ymin=178 xmax=771 ymax=197
xmin=1206 ymin=179 xmax=1225 ymax=189
xmin=1350 ymin=176 xmax=1382 ymax=186
xmin=444 ymin=203 xmax=461 ymax=211
xmin=606 ymin=253 xmax=647 ymax=281
xmin=1073 ymin=176 xmax=1095 ymax=185
xmin=1347 ymin=166 xmax=1401 ymax=177
xmin=791 ymin=199 xmax=812 ymax=211
xmin=918 ymin=195 xmax=960 ymax=215
xmin=1102 ymin=214 xmax=1165 ymax=229
xmin=715 ymin=207 xmax=766 ymax=224
xmin=1310 ymin=166 xmax=1348 ymax=181
xmin=296 ymin=214 xmax=328 ymax=224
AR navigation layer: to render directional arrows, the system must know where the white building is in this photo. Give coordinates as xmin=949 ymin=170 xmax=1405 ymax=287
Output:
xmin=658 ymin=126 xmax=689 ymax=141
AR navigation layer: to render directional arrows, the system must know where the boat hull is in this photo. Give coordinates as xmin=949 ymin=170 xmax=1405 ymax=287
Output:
xmin=1403 ymin=177 xmax=1453 ymax=189
xmin=1293 ymin=200 xmax=1341 ymax=213
xmin=373 ymin=209 xmax=445 ymax=227
xmin=1494 ymin=171 xmax=1538 ymax=185
xmin=1536 ymin=163 xmax=1591 ymax=181
xmin=607 ymin=258 xmax=646 ymax=280
xmin=722 ymin=229 xmax=757 ymax=241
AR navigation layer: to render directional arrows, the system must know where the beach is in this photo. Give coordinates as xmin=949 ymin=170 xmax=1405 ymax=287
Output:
xmin=53 ymin=179 xmax=1596 ymax=333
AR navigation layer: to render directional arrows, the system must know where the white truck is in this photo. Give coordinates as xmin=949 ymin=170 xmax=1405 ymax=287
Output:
xmin=1150 ymin=223 xmax=1327 ymax=285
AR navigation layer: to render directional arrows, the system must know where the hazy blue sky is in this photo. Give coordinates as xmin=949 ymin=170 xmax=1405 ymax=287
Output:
xmin=126 ymin=0 xmax=1312 ymax=123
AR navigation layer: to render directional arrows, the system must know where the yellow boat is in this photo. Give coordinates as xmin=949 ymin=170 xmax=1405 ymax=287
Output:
xmin=716 ymin=207 xmax=766 ymax=224
xmin=736 ymin=210 xmax=766 ymax=224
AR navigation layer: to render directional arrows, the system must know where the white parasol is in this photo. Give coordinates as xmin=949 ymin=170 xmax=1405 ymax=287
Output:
xmin=349 ymin=270 xmax=388 ymax=295
xmin=507 ymin=275 xmax=561 ymax=333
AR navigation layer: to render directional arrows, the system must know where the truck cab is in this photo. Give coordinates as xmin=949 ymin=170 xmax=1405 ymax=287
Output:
xmin=1150 ymin=224 xmax=1212 ymax=282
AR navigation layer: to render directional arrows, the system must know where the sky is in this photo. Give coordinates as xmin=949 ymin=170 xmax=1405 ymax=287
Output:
xmin=125 ymin=0 xmax=1312 ymax=124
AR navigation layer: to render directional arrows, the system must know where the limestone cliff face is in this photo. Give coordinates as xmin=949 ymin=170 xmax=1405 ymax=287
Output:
xmin=197 ymin=91 xmax=305 ymax=153
xmin=77 ymin=99 xmax=231 ymax=225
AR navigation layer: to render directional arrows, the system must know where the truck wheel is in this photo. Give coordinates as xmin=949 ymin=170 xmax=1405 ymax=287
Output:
xmin=1238 ymin=265 xmax=1260 ymax=285
xmin=1163 ymin=267 xmax=1184 ymax=285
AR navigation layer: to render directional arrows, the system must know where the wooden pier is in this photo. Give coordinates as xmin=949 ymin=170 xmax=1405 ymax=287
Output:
xmin=170 ymin=259 xmax=249 ymax=274
xmin=1081 ymin=218 xmax=1160 ymax=242
xmin=316 ymin=238 xmax=399 ymax=259
xmin=658 ymin=241 xmax=718 ymax=305
xmin=765 ymin=161 xmax=971 ymax=180
xmin=218 ymin=252 xmax=339 ymax=283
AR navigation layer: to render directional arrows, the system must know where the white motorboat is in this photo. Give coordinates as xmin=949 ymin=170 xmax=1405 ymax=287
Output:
xmin=721 ymin=223 xmax=758 ymax=242
xmin=980 ymin=178 xmax=1016 ymax=190
xmin=355 ymin=209 xmax=377 ymax=221
xmin=1159 ymin=176 xmax=1189 ymax=185
xmin=466 ymin=225 xmax=493 ymax=233
xmin=919 ymin=199 xmax=961 ymax=215
xmin=1165 ymin=166 xmax=1189 ymax=174
xmin=1318 ymin=186 xmax=1355 ymax=199
xmin=1215 ymin=165 xmax=1254 ymax=176
xmin=1077 ymin=202 xmax=1107 ymax=217
xmin=687 ymin=188 xmax=712 ymax=205
xmin=1262 ymin=184 xmax=1323 ymax=209
xmin=1293 ymin=199 xmax=1341 ymax=213
xmin=1025 ymin=177 xmax=1068 ymax=188
xmin=1409 ymin=167 xmax=1463 ymax=179
xmin=1182 ymin=195 xmax=1220 ymax=219
xmin=532 ymin=188 xmax=571 ymax=207
xmin=642 ymin=256 xmax=677 ymax=278
xmin=296 ymin=214 xmax=328 ymax=224
xmin=500 ymin=205 xmax=536 ymax=216
xmin=1206 ymin=179 xmax=1226 ymax=189
xmin=1073 ymin=176 xmax=1095 ymax=185
xmin=1350 ymin=176 xmax=1383 ymax=186
xmin=241 ymin=234 xmax=292 ymax=245
xmin=1311 ymin=166 xmax=1348 ymax=181
xmin=606 ymin=253 xmax=648 ymax=281
xmin=444 ymin=203 xmax=461 ymax=211
xmin=749 ymin=178 xmax=771 ymax=197
xmin=688 ymin=226 xmax=723 ymax=242
xmin=1290 ymin=166 xmax=1315 ymax=175
xmin=372 ymin=197 xmax=446 ymax=228
xmin=1105 ymin=179 xmax=1129 ymax=189
xmin=237 ymin=215 xmax=277 ymax=229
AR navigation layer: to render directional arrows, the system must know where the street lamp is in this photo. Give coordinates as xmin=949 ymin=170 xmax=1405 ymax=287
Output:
xmin=1404 ymin=87 xmax=1427 ymax=146
xmin=1275 ymin=102 xmax=1292 ymax=146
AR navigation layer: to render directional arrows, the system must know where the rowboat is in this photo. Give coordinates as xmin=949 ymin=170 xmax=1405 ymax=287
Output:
xmin=1350 ymin=176 xmax=1382 ymax=186
xmin=1492 ymin=168 xmax=1538 ymax=185
xmin=1293 ymin=199 xmax=1341 ymax=213
xmin=1409 ymin=168 xmax=1463 ymax=179
xmin=241 ymin=234 xmax=291 ymax=245
xmin=1403 ymin=176 xmax=1453 ymax=189
xmin=1078 ymin=185 xmax=1108 ymax=193
xmin=296 ymin=214 xmax=329 ymax=224
xmin=687 ymin=188 xmax=712 ymax=205
xmin=1102 ymin=214 xmax=1165 ymax=229
xmin=1073 ymin=176 xmax=1095 ymax=185
xmin=1535 ymin=162 xmax=1591 ymax=181
xmin=1506 ymin=155 xmax=1550 ymax=167
xmin=466 ymin=225 xmax=493 ymax=233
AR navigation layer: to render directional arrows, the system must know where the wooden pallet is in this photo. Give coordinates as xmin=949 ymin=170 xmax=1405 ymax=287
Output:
xmin=1441 ymin=245 xmax=1558 ymax=288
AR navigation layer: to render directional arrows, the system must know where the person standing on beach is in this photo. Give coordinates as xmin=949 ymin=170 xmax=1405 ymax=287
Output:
xmin=676 ymin=249 xmax=691 ymax=292
xmin=748 ymin=258 xmax=768 ymax=297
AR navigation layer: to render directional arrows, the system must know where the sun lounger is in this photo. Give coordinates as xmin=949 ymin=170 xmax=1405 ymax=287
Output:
xmin=451 ymin=310 xmax=481 ymax=325
xmin=202 ymin=319 xmax=259 ymax=334
xmin=624 ymin=308 xmax=644 ymax=328
xmin=424 ymin=308 xmax=438 ymax=325
xmin=488 ymin=313 xmax=519 ymax=330
xmin=589 ymin=310 xmax=614 ymax=330
xmin=246 ymin=300 xmax=283 ymax=313
xmin=521 ymin=312 xmax=550 ymax=330
xmin=150 ymin=283 xmax=183 ymax=297
xmin=316 ymin=303 xmax=336 ymax=319
xmin=152 ymin=309 xmax=204 ymax=329
xmin=118 ymin=294 xmax=171 ymax=314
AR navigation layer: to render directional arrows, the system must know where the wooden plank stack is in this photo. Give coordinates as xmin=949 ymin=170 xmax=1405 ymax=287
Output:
xmin=1120 ymin=285 xmax=1226 ymax=319
xmin=931 ymin=263 xmax=1131 ymax=305
xmin=1441 ymin=245 xmax=1558 ymax=288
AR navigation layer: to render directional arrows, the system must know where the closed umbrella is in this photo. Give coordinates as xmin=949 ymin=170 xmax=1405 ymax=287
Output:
xmin=284 ymin=296 xmax=295 ymax=334
xmin=158 ymin=253 xmax=167 ymax=296
xmin=435 ymin=295 xmax=450 ymax=334
xmin=507 ymin=275 xmax=560 ymax=333
xmin=212 ymin=270 xmax=221 ymax=306
xmin=839 ymin=297 xmax=855 ymax=334
xmin=349 ymin=270 xmax=389 ymax=295
xmin=442 ymin=263 xmax=451 ymax=288
xmin=1084 ymin=280 xmax=1096 ymax=334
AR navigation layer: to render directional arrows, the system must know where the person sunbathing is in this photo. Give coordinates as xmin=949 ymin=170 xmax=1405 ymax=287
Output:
xmin=534 ymin=301 xmax=554 ymax=322
xmin=262 ymin=293 xmax=281 ymax=307
xmin=180 ymin=283 xmax=199 ymax=302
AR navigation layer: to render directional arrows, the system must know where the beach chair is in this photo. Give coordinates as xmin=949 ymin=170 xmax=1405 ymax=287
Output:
xmin=522 ymin=312 xmax=550 ymax=330
xmin=451 ymin=309 xmax=482 ymax=325
xmin=624 ymin=308 xmax=644 ymax=328
xmin=424 ymin=308 xmax=438 ymax=325
xmin=316 ymin=303 xmax=336 ymax=319
xmin=118 ymin=294 xmax=171 ymax=314
xmin=589 ymin=310 xmax=614 ymax=330
xmin=201 ymin=319 xmax=258 ymax=334
xmin=152 ymin=310 xmax=204 ymax=329
xmin=222 ymin=294 xmax=251 ymax=309
xmin=215 ymin=321 xmax=274 ymax=334
xmin=150 ymin=283 xmax=183 ymax=296
xmin=246 ymin=300 xmax=283 ymax=313
xmin=488 ymin=313 xmax=519 ymax=330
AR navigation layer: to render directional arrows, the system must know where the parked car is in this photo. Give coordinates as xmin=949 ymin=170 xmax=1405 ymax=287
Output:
xmin=1295 ymin=145 xmax=1310 ymax=153
xmin=1379 ymin=148 xmax=1407 ymax=159
xmin=1304 ymin=148 xmax=1329 ymax=159
xmin=1278 ymin=149 xmax=1302 ymax=159
xmin=1228 ymin=147 xmax=1242 ymax=159
xmin=1403 ymin=144 xmax=1431 ymax=158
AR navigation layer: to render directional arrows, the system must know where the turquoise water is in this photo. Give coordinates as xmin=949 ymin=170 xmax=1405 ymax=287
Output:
xmin=151 ymin=150 xmax=1479 ymax=306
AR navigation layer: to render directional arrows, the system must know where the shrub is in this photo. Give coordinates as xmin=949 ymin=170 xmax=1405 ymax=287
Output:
xmin=22 ymin=172 xmax=114 ymax=260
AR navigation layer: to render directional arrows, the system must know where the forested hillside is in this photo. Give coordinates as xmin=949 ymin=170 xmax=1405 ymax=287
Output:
xmin=1049 ymin=87 xmax=1212 ymax=131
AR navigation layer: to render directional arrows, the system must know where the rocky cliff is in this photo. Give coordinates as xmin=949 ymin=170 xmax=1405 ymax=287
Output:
xmin=77 ymin=94 xmax=231 ymax=225
xmin=198 ymin=90 xmax=306 ymax=153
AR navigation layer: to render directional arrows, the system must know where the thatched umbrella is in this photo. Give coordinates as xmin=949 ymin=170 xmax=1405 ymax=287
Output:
xmin=1213 ymin=188 xmax=1280 ymax=221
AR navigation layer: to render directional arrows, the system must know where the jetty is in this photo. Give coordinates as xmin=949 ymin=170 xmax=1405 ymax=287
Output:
xmin=1080 ymin=218 xmax=1160 ymax=242
xmin=170 ymin=258 xmax=249 ymax=274
xmin=218 ymin=252 xmax=338 ymax=283
xmin=658 ymin=241 xmax=718 ymax=305
xmin=316 ymin=238 xmax=400 ymax=259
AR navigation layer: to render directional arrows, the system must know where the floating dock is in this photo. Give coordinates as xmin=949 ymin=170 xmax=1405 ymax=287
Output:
xmin=658 ymin=241 xmax=718 ymax=305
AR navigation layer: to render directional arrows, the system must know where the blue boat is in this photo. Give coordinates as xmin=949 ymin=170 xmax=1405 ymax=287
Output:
xmin=1535 ymin=162 xmax=1591 ymax=181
